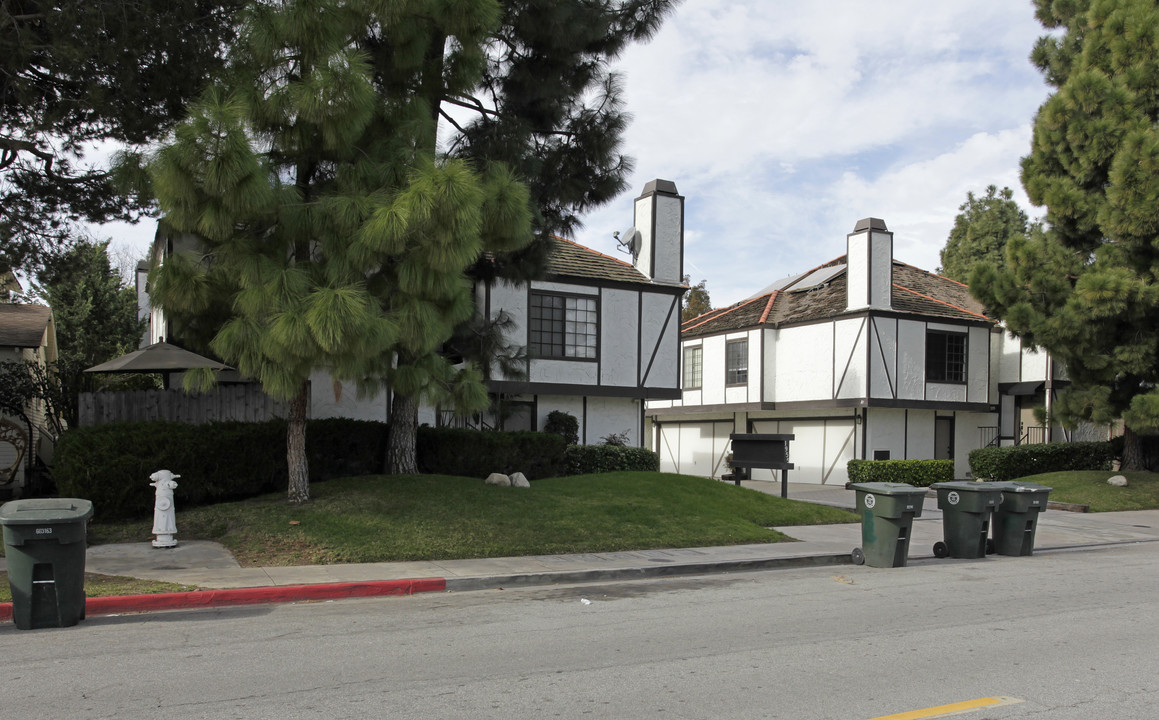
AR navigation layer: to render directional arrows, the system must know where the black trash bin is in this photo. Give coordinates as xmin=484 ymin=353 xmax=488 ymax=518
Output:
xmin=0 ymin=498 xmax=94 ymax=630
xmin=849 ymin=482 xmax=928 ymax=567
xmin=930 ymin=481 xmax=1003 ymax=559
xmin=990 ymin=481 xmax=1051 ymax=556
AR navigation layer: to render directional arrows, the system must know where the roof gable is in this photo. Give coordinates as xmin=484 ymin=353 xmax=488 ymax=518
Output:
xmin=683 ymin=257 xmax=991 ymax=338
xmin=545 ymin=236 xmax=654 ymax=286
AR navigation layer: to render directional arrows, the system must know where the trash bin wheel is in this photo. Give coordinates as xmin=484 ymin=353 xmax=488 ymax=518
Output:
xmin=851 ymin=547 xmax=865 ymax=565
xmin=933 ymin=541 xmax=949 ymax=558
xmin=986 ymin=538 xmax=996 ymax=555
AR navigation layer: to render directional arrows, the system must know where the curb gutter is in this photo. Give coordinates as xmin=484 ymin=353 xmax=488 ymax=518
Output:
xmin=0 ymin=577 xmax=445 ymax=624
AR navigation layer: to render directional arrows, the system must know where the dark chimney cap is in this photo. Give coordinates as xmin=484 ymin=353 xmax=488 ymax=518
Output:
xmin=642 ymin=179 xmax=680 ymax=196
xmin=853 ymin=217 xmax=888 ymax=233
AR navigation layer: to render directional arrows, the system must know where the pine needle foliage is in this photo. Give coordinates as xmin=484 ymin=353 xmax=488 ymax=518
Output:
xmin=970 ymin=0 xmax=1159 ymax=469
xmin=149 ymin=0 xmax=535 ymax=500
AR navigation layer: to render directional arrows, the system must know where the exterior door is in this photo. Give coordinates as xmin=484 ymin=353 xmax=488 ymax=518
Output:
xmin=934 ymin=416 xmax=954 ymax=460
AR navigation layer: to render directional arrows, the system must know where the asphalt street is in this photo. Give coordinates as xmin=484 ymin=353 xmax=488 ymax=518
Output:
xmin=3 ymin=541 xmax=1157 ymax=719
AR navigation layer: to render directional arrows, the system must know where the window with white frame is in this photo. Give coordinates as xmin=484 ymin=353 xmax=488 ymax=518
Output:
xmin=683 ymin=345 xmax=703 ymax=389
xmin=725 ymin=339 xmax=748 ymax=385
xmin=926 ymin=330 xmax=966 ymax=383
xmin=529 ymin=292 xmax=597 ymax=359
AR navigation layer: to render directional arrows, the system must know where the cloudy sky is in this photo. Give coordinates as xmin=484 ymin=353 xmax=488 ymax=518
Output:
xmin=102 ymin=0 xmax=1054 ymax=308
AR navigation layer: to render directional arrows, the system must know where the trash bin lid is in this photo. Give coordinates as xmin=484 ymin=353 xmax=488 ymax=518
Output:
xmin=931 ymin=481 xmax=1003 ymax=494
xmin=0 ymin=498 xmax=94 ymax=525
xmin=849 ymin=482 xmax=928 ymax=496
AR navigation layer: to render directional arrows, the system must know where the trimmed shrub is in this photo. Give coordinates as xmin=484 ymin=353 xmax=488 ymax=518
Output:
xmin=54 ymin=419 xmax=388 ymax=520
xmin=543 ymin=410 xmax=579 ymax=445
xmin=415 ymin=426 xmax=567 ymax=480
xmin=968 ymin=441 xmax=1114 ymax=481
xmin=846 ymin=459 xmax=953 ymax=487
xmin=565 ymin=445 xmax=660 ymax=474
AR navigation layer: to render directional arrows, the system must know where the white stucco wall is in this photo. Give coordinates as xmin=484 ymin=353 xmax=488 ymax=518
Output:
xmin=968 ymin=326 xmax=990 ymax=401
xmin=640 ymin=291 xmax=680 ymax=390
xmin=834 ymin=317 xmax=867 ymax=399
xmin=896 ymin=319 xmax=926 ymax=400
xmin=774 ymin=323 xmax=834 ymax=403
xmin=869 ymin=318 xmax=898 ymax=399
xmin=652 ymin=194 xmax=683 ymax=285
xmin=599 ymin=288 xmax=638 ymax=387
xmin=633 ymin=195 xmax=653 ymax=282
xmin=309 ymin=374 xmax=387 ymax=421
xmin=583 ymin=396 xmax=641 ymax=446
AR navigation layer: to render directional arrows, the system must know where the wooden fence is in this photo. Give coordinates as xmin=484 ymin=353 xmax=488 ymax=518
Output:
xmin=78 ymin=384 xmax=288 ymax=427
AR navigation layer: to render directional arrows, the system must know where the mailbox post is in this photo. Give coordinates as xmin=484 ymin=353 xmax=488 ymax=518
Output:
xmin=728 ymin=433 xmax=795 ymax=497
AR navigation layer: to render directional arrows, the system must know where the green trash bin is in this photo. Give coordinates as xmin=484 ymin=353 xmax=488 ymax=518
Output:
xmin=849 ymin=482 xmax=928 ymax=568
xmin=0 ymin=498 xmax=94 ymax=630
xmin=930 ymin=481 xmax=1003 ymax=559
xmin=990 ymin=481 xmax=1051 ymax=556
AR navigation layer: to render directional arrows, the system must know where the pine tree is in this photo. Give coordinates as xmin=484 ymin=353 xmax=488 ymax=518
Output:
xmin=0 ymin=0 xmax=243 ymax=275
xmin=970 ymin=0 xmax=1159 ymax=469
xmin=939 ymin=185 xmax=1030 ymax=283
xmin=377 ymin=0 xmax=679 ymax=471
xmin=149 ymin=0 xmax=532 ymax=500
xmin=32 ymin=239 xmax=146 ymax=427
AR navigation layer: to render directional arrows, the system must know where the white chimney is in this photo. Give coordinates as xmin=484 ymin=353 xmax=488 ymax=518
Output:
xmin=631 ymin=179 xmax=684 ymax=285
xmin=846 ymin=217 xmax=893 ymax=311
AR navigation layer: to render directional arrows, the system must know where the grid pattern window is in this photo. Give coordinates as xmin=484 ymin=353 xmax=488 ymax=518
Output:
xmin=926 ymin=331 xmax=966 ymax=383
xmin=683 ymin=345 xmax=703 ymax=389
xmin=529 ymin=293 xmax=598 ymax=359
xmin=725 ymin=339 xmax=748 ymax=386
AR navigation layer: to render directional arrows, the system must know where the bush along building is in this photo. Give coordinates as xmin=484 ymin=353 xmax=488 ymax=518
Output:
xmin=137 ymin=180 xmax=686 ymax=448
xmin=647 ymin=217 xmax=1086 ymax=484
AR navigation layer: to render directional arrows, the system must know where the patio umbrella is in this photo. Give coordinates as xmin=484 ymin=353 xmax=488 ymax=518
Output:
xmin=85 ymin=341 xmax=232 ymax=387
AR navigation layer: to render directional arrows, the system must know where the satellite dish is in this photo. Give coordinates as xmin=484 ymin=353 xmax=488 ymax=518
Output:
xmin=614 ymin=226 xmax=639 ymax=259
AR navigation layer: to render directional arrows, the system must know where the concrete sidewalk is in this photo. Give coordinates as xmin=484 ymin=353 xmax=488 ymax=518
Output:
xmin=5 ymin=481 xmax=1159 ymax=620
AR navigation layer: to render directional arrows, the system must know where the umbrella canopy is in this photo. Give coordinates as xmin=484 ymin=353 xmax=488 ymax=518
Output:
xmin=84 ymin=341 xmax=232 ymax=374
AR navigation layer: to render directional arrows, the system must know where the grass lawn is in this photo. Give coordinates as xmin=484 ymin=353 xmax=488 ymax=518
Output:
xmin=0 ymin=573 xmax=196 ymax=604
xmin=1017 ymin=470 xmax=1159 ymax=512
xmin=85 ymin=472 xmax=857 ymax=567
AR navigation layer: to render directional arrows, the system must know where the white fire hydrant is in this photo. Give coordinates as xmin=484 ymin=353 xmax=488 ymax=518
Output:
xmin=150 ymin=469 xmax=180 ymax=548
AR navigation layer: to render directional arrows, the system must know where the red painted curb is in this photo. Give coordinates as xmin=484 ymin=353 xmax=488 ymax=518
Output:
xmin=0 ymin=577 xmax=446 ymax=623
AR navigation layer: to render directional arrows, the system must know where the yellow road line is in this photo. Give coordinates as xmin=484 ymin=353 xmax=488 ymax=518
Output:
xmin=866 ymin=696 xmax=1023 ymax=720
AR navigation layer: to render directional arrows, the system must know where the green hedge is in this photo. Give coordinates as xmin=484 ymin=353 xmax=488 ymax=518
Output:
xmin=968 ymin=441 xmax=1114 ymax=481
xmin=54 ymin=418 xmax=389 ymax=519
xmin=846 ymin=459 xmax=953 ymax=487
xmin=53 ymin=418 xmax=657 ymax=520
xmin=415 ymin=426 xmax=567 ymax=480
xmin=565 ymin=445 xmax=660 ymax=474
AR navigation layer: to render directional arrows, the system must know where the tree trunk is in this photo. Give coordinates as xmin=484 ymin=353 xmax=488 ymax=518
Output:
xmin=386 ymin=391 xmax=419 ymax=474
xmin=1121 ymin=425 xmax=1143 ymax=472
xmin=287 ymin=381 xmax=310 ymax=503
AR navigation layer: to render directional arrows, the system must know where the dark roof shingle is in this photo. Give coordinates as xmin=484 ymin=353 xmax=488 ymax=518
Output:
xmin=0 ymin=304 xmax=52 ymax=348
xmin=683 ymin=258 xmax=991 ymax=338
xmin=545 ymin=236 xmax=654 ymax=286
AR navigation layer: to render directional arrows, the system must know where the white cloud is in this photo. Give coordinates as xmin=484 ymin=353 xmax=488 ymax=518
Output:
xmin=98 ymin=1 xmax=1057 ymax=312
xmin=576 ymin=0 xmax=1054 ymax=308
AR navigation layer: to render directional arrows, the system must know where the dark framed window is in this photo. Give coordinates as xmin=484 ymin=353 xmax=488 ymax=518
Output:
xmin=926 ymin=331 xmax=966 ymax=383
xmin=726 ymin=339 xmax=748 ymax=386
xmin=529 ymin=292 xmax=597 ymax=359
xmin=683 ymin=345 xmax=703 ymax=389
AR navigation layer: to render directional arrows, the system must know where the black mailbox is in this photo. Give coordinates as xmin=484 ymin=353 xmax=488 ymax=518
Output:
xmin=728 ymin=433 xmax=795 ymax=497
